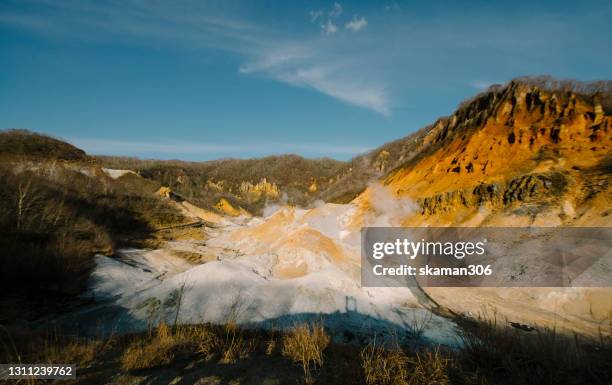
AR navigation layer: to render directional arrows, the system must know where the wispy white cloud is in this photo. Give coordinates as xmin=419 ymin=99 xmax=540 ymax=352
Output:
xmin=238 ymin=47 xmax=311 ymax=74
xmin=309 ymin=10 xmax=323 ymax=23
xmin=2 ymin=0 xmax=608 ymax=124
xmin=321 ymin=19 xmax=338 ymax=35
xmin=345 ymin=16 xmax=367 ymax=32
xmin=1 ymin=0 xmax=392 ymax=116
xmin=278 ymin=66 xmax=390 ymax=117
xmin=329 ymin=2 xmax=343 ymax=18
xmin=239 ymin=44 xmax=391 ymax=117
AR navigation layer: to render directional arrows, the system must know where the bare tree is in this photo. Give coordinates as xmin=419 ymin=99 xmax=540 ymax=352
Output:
xmin=16 ymin=178 xmax=34 ymax=230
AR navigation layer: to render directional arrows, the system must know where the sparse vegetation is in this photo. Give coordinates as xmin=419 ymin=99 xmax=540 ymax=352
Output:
xmin=456 ymin=315 xmax=612 ymax=385
xmin=361 ymin=341 xmax=409 ymax=385
xmin=121 ymin=323 xmax=192 ymax=371
xmin=195 ymin=325 xmax=222 ymax=360
xmin=405 ymin=311 xmax=432 ymax=340
xmin=40 ymin=335 xmax=104 ymax=367
xmin=282 ymin=322 xmax=330 ymax=384
xmin=361 ymin=339 xmax=449 ymax=385
xmin=218 ymin=320 xmax=255 ymax=364
xmin=96 ymin=154 xmax=349 ymax=213
xmin=0 ymin=129 xmax=89 ymax=161
xmin=1 ymin=318 xmax=609 ymax=384
xmin=94 ymin=127 xmax=431 ymax=210
xmin=0 ymin=130 xmax=186 ymax=322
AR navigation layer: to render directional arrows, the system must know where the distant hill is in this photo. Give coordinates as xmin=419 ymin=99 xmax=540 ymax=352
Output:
xmin=95 ymin=154 xmax=349 ymax=214
xmin=0 ymin=129 xmax=89 ymax=161
xmin=0 ymin=131 xmax=185 ymax=320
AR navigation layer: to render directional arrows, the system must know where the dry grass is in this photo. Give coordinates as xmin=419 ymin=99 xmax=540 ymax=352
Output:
xmin=457 ymin=315 xmax=612 ymax=385
xmin=265 ymin=328 xmax=279 ymax=356
xmin=120 ymin=321 xmax=257 ymax=371
xmin=406 ymin=349 xmax=450 ymax=385
xmin=41 ymin=338 xmax=102 ymax=367
xmin=282 ymin=322 xmax=330 ymax=384
xmin=18 ymin=331 xmax=107 ymax=368
xmin=121 ymin=323 xmax=192 ymax=371
xmin=218 ymin=320 xmax=255 ymax=364
xmin=194 ymin=325 xmax=222 ymax=360
xmin=4 ymin=318 xmax=612 ymax=385
xmin=361 ymin=342 xmax=450 ymax=385
xmin=406 ymin=311 xmax=432 ymax=340
xmin=361 ymin=342 xmax=409 ymax=385
xmin=0 ymin=325 xmax=109 ymax=383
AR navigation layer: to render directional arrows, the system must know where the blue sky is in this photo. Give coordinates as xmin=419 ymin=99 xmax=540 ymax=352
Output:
xmin=1 ymin=0 xmax=611 ymax=160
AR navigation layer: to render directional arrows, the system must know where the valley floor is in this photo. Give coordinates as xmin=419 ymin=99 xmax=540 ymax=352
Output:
xmin=7 ymin=188 xmax=609 ymax=385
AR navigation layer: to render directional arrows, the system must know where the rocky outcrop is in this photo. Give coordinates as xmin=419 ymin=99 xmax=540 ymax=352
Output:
xmin=238 ymin=178 xmax=280 ymax=202
xmin=383 ymin=77 xmax=611 ymax=224
xmin=419 ymin=172 xmax=569 ymax=215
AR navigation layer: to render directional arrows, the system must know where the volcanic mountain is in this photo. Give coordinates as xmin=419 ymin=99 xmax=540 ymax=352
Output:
xmin=352 ymin=76 xmax=611 ymax=228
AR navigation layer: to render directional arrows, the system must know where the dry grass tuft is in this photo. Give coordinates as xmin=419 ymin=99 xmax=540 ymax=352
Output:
xmin=194 ymin=325 xmax=222 ymax=360
xmin=361 ymin=342 xmax=449 ymax=385
xmin=361 ymin=342 xmax=409 ymax=385
xmin=121 ymin=321 xmax=258 ymax=370
xmin=121 ymin=323 xmax=191 ymax=371
xmin=265 ymin=329 xmax=278 ymax=356
xmin=406 ymin=348 xmax=450 ymax=385
xmin=45 ymin=340 xmax=100 ymax=367
xmin=218 ymin=321 xmax=255 ymax=364
xmin=37 ymin=337 xmax=103 ymax=367
xmin=282 ymin=322 xmax=330 ymax=384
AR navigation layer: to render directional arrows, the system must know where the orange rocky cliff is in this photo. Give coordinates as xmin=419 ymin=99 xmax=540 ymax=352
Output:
xmin=364 ymin=79 xmax=611 ymax=226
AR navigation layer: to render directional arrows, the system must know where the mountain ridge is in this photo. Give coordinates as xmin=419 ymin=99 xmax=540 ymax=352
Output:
xmin=3 ymin=75 xmax=610 ymax=220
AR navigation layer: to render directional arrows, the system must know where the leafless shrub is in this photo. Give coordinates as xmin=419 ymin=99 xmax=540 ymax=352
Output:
xmin=405 ymin=311 xmax=432 ymax=340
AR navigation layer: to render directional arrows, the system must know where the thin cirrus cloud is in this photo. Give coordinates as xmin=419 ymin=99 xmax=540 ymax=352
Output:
xmin=239 ymin=51 xmax=391 ymax=118
xmin=0 ymin=0 xmax=391 ymax=117
xmin=277 ymin=66 xmax=390 ymax=117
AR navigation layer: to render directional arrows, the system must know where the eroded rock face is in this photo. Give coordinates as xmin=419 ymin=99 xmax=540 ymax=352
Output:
xmin=381 ymin=79 xmax=611 ymax=225
xmin=418 ymin=172 xmax=569 ymax=215
xmin=238 ymin=178 xmax=280 ymax=202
